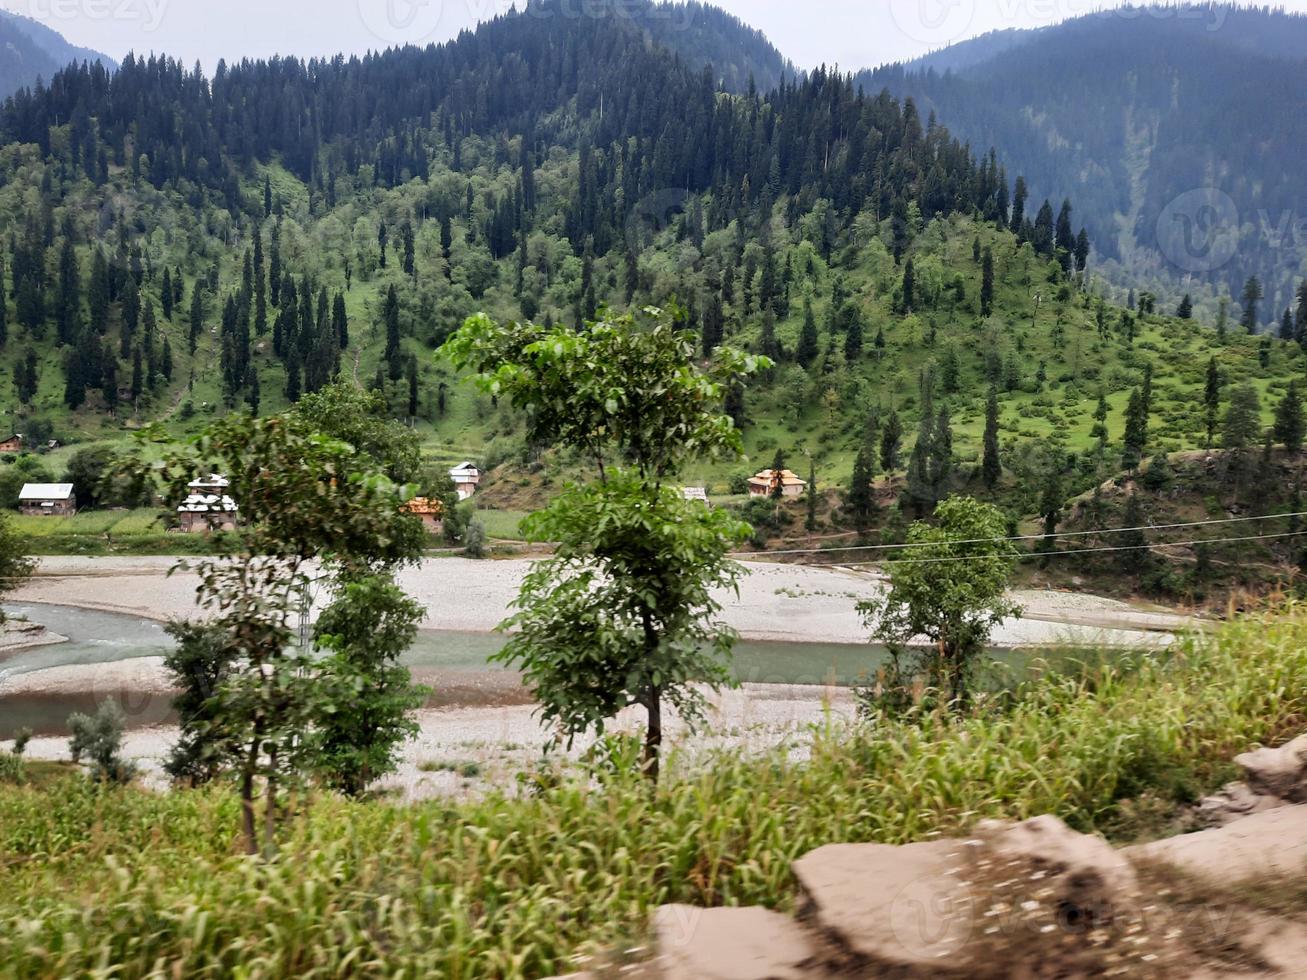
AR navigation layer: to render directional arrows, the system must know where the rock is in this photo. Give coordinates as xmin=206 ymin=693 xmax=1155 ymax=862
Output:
xmin=792 ymin=839 xmax=975 ymax=973
xmin=978 ymin=814 xmax=1139 ymax=924
xmin=1198 ymin=780 xmax=1288 ymax=827
xmin=1126 ymin=804 xmax=1307 ymax=885
xmin=653 ymin=904 xmax=817 ymax=980
xmin=1235 ymin=735 xmax=1307 ymax=804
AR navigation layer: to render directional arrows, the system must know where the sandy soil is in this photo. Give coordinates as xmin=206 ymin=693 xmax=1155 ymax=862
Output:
xmin=15 ymin=556 xmax=1188 ymax=647
xmin=19 ymin=682 xmax=854 ymax=801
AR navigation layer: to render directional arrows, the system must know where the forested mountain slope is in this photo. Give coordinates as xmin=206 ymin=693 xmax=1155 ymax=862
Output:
xmin=0 ymin=9 xmax=114 ymax=100
xmin=0 ymin=0 xmax=1303 ymax=576
xmin=862 ymin=4 xmax=1307 ymax=327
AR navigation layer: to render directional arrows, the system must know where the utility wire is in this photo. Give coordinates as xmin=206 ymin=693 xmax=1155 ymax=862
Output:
xmin=813 ymin=529 xmax=1307 ymax=568
xmin=735 ymin=511 xmax=1307 ymax=558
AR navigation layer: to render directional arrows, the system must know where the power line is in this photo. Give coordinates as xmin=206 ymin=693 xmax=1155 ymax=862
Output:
xmin=823 ymin=530 xmax=1307 ymax=568
xmin=734 ymin=511 xmax=1307 ymax=558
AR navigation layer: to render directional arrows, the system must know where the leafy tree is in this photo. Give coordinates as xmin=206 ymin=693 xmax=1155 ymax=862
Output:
xmin=1274 ymin=381 xmax=1305 ymax=454
xmin=444 ymin=307 xmax=766 ymax=779
xmin=162 ymin=621 xmax=241 ymax=786
xmin=463 ymin=517 xmax=488 ymax=558
xmin=857 ymin=496 xmax=1021 ymax=708
xmin=67 ymin=700 xmax=133 ymax=784
xmin=144 ymin=412 xmax=426 ymax=853
xmin=291 ymin=381 xmax=422 ymax=482
xmin=1117 ymin=492 xmax=1150 ymax=576
xmin=982 ymin=387 xmax=1002 ymax=489
xmin=312 ymin=573 xmax=426 ymax=796
xmin=0 ymin=511 xmax=35 ymax=624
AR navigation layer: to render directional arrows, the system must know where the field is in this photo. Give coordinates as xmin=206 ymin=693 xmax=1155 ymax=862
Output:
xmin=11 ymin=508 xmax=214 ymax=556
xmin=3 ymin=606 xmax=1306 ymax=977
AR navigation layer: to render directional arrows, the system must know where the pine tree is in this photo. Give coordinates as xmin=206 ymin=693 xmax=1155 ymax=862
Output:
xmin=1241 ymin=276 xmax=1263 ymax=334
xmin=1275 ymin=381 xmax=1305 ymax=454
xmin=161 ymin=337 xmax=173 ymax=382
xmin=383 ymin=284 xmax=401 ymax=371
xmin=1091 ymin=392 xmax=1110 ymax=449
xmin=1223 ymin=383 xmax=1262 ymax=450
xmin=1176 ymin=294 xmax=1193 ymax=319
xmin=982 ymin=388 xmax=1001 ymax=488
xmin=188 ymin=284 xmax=203 ymax=353
xmin=1281 ymin=308 xmax=1295 ymax=342
xmin=333 ymin=293 xmax=349 ymax=350
xmin=900 ymin=258 xmax=915 ymax=314
xmin=1039 ymin=467 xmax=1063 ymax=555
xmin=1118 ymin=493 xmax=1149 ymax=576
xmin=1121 ymin=387 xmax=1147 ymax=470
xmin=1010 ymin=176 xmax=1027 ymax=234
xmin=407 ymin=355 xmax=420 ymax=418
xmin=1203 ymin=357 xmax=1222 ymax=448
xmin=880 ymin=409 xmax=903 ymax=472
xmin=805 ymin=460 xmax=817 ymax=532
xmin=284 ymin=353 xmax=301 ymax=403
xmin=161 ymin=267 xmax=173 ymax=320
xmin=248 ymin=365 xmax=261 ymax=417
xmin=130 ymin=345 xmax=143 ymax=407
xmin=843 ymin=304 xmax=864 ymax=361
xmin=980 ymin=247 xmax=995 ymax=317
xmin=796 ymin=297 xmax=819 ymax=368
xmin=846 ymin=446 xmax=874 ymax=532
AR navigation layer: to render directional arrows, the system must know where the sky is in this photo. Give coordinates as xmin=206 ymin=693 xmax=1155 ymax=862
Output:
xmin=2 ymin=0 xmax=1302 ymax=75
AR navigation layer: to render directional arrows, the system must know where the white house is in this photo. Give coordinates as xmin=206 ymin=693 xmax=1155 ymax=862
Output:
xmin=18 ymin=483 xmax=75 ymax=516
xmin=682 ymin=487 xmax=710 ymax=505
xmin=178 ymin=474 xmax=238 ymax=533
xmin=449 ymin=462 xmax=482 ymax=501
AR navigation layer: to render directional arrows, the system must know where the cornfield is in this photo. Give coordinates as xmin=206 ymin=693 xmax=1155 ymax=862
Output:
xmin=1 ymin=607 xmax=1305 ymax=978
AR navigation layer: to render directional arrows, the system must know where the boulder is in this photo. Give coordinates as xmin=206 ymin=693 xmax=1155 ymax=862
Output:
xmin=978 ymin=814 xmax=1139 ymax=925
xmin=792 ymin=839 xmax=975 ymax=973
xmin=1235 ymin=735 xmax=1307 ymax=804
xmin=653 ymin=904 xmax=817 ymax=980
xmin=792 ymin=817 xmax=1138 ymax=974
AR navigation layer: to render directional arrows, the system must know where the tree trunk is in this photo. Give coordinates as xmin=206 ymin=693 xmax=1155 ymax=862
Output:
xmin=239 ymin=735 xmax=260 ymax=856
xmin=263 ymin=743 xmax=278 ymax=860
xmin=643 ymin=686 xmax=662 ymax=783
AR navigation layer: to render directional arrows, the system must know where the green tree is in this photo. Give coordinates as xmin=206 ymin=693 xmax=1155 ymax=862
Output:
xmin=1223 ymin=383 xmax=1263 ymax=451
xmin=857 ymin=496 xmax=1021 ymax=707
xmin=846 ymin=445 xmax=875 ymax=532
xmin=145 ymin=412 xmax=426 ymax=854
xmin=1275 ymin=381 xmax=1305 ymax=454
xmin=1241 ymin=276 xmax=1263 ymax=334
xmin=162 ymin=621 xmax=241 ymax=786
xmin=796 ymin=297 xmax=819 ymax=368
xmin=443 ymin=306 xmax=766 ymax=779
xmin=1203 ymin=357 xmax=1222 ymax=449
xmin=880 ymin=409 xmax=903 ymax=472
xmin=1121 ymin=387 xmax=1148 ymax=470
xmin=980 ymin=247 xmax=995 ymax=317
xmin=311 ymin=573 xmax=426 ymax=796
xmin=1091 ymin=392 xmax=1110 ymax=450
xmin=805 ymin=459 xmax=818 ymax=531
xmin=291 ymin=381 xmax=422 ymax=482
xmin=0 ymin=511 xmax=35 ymax=624
xmin=982 ymin=388 xmax=1002 ymax=489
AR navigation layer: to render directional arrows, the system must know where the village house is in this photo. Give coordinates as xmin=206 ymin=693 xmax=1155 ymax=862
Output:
xmin=177 ymin=474 xmax=239 ymax=533
xmin=449 ymin=462 xmax=482 ymax=501
xmin=682 ymin=487 xmax=710 ymax=505
xmin=747 ymin=468 xmax=807 ymax=499
xmin=0 ymin=433 xmax=23 ymax=454
xmin=18 ymin=483 xmax=75 ymax=516
xmin=403 ymin=496 xmax=445 ymax=534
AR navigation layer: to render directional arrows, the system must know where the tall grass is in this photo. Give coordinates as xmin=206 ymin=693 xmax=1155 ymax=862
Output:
xmin=2 ymin=608 xmax=1306 ymax=978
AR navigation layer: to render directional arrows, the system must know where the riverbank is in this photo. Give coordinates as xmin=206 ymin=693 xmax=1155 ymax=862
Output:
xmin=16 ymin=681 xmax=853 ymax=801
xmin=14 ymin=556 xmax=1191 ymax=646
xmin=0 ymin=620 xmax=67 ymax=654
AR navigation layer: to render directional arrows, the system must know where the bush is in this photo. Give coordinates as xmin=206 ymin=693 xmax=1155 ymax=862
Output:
xmin=67 ymin=700 xmax=134 ymax=785
xmin=462 ymin=518 xmax=488 ymax=558
xmin=11 ymin=728 xmax=31 ymax=757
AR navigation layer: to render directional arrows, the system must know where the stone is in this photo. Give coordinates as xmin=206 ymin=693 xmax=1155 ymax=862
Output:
xmin=1198 ymin=780 xmax=1289 ymax=827
xmin=1126 ymin=805 xmax=1307 ymax=885
xmin=978 ymin=814 xmax=1139 ymax=924
xmin=653 ymin=904 xmax=818 ymax=980
xmin=792 ymin=839 xmax=975 ymax=973
xmin=1235 ymin=735 xmax=1307 ymax=804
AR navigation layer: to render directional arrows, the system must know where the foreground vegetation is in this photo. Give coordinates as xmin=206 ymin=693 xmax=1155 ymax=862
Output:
xmin=2 ymin=606 xmax=1305 ymax=977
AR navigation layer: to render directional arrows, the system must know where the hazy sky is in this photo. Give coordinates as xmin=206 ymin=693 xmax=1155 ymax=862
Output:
xmin=3 ymin=0 xmax=1304 ymax=75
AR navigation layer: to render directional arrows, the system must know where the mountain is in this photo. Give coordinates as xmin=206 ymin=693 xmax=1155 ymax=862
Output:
xmin=1 ymin=0 xmax=1304 ymax=601
xmin=860 ymin=4 xmax=1307 ymax=329
xmin=0 ymin=9 xmax=114 ymax=99
xmin=629 ymin=0 xmax=794 ymax=93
